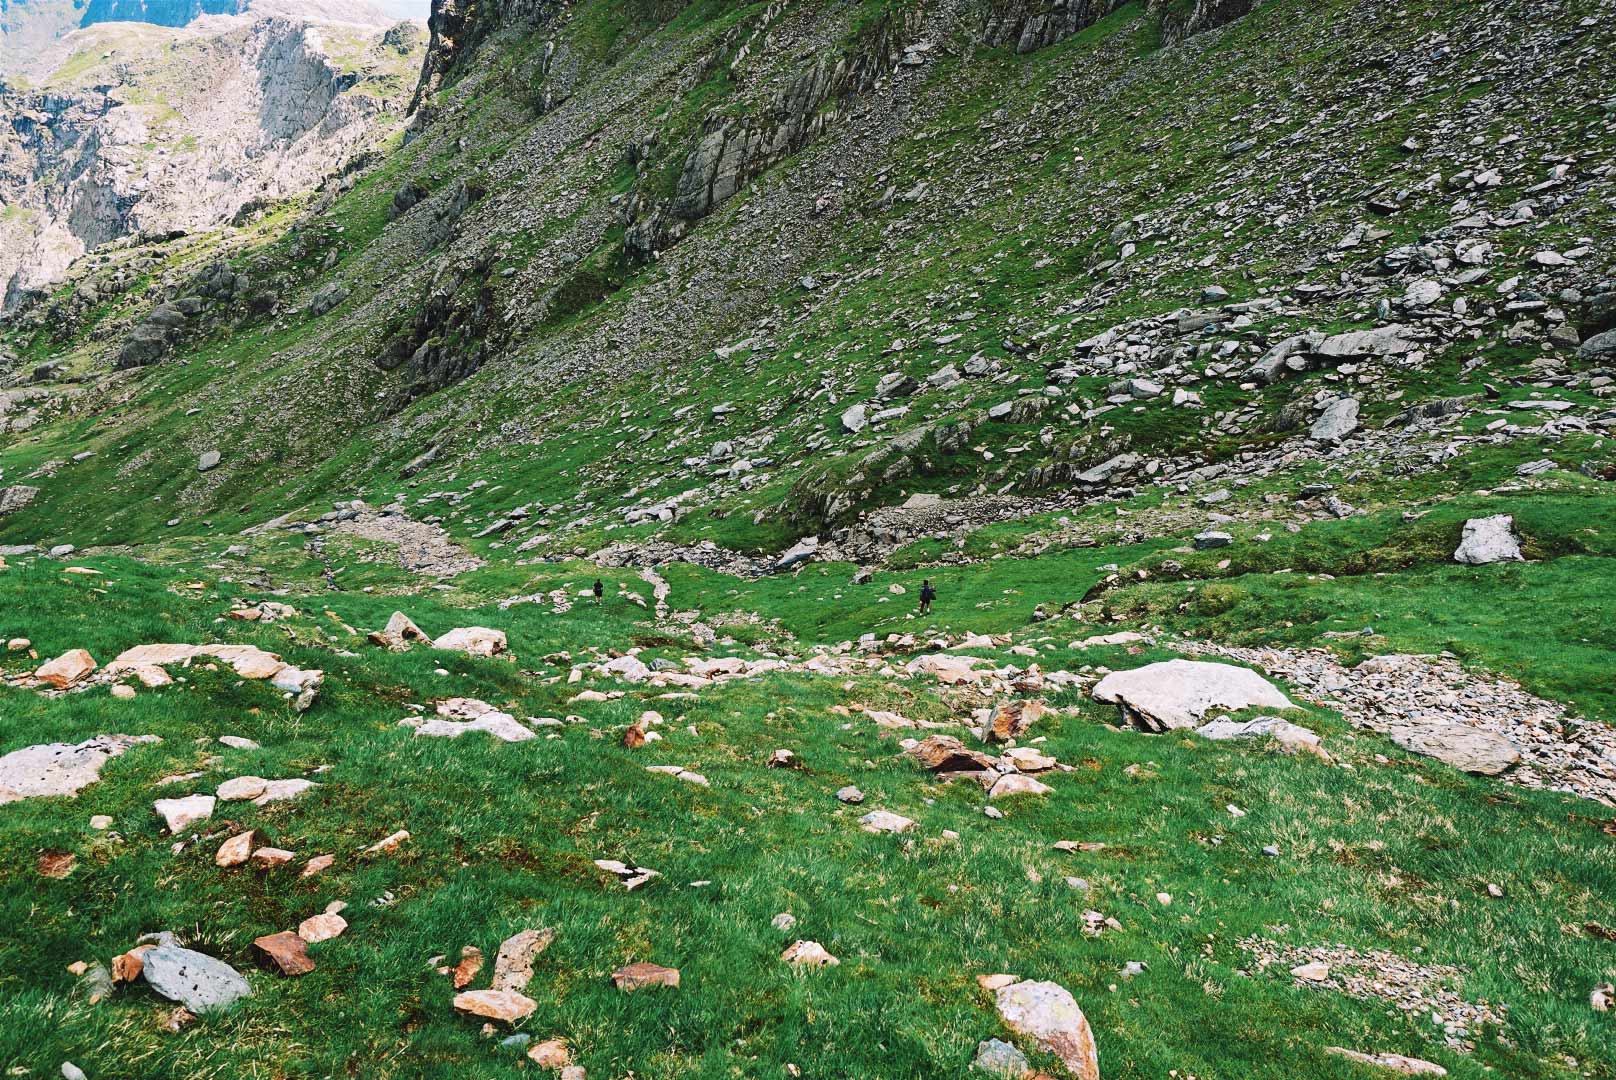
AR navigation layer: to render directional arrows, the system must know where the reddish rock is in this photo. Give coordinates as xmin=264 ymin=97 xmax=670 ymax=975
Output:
xmin=452 ymin=946 xmax=484 ymax=989
xmin=112 ymin=944 xmax=155 ymax=984
xmin=452 ymin=988 xmax=536 ymax=1023
xmin=35 ymin=649 xmax=97 ymax=688
xmin=527 ymin=1038 xmax=572 ymax=1067
xmin=250 ymin=847 xmax=295 ymax=867
xmin=300 ymin=854 xmax=335 ymax=878
xmin=612 ymin=961 xmax=680 ymax=991
xmin=297 ymin=913 xmax=347 ymax=944
xmin=252 ymin=931 xmax=315 ymax=976
xmin=215 ymin=831 xmax=255 ymax=867
xmin=908 ymin=735 xmax=996 ymax=772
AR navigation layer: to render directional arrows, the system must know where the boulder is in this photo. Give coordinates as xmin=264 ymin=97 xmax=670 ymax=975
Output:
xmin=973 ymin=1038 xmax=1032 ymax=1078
xmin=1579 ymin=328 xmax=1616 ymax=359
xmin=432 ymin=627 xmax=508 ymax=658
xmin=1315 ymin=324 xmax=1417 ymax=358
xmin=1092 ymin=659 xmax=1295 ymax=732
xmin=1309 ymin=397 xmax=1360 ymax=444
xmin=773 ymin=536 xmax=819 ymax=572
xmin=35 ymin=649 xmax=97 ymax=688
xmin=0 ymin=485 xmax=39 ymax=516
xmin=859 ymin=810 xmax=915 ymax=834
xmin=1453 ymin=515 xmax=1523 ymax=565
xmin=993 ymin=980 xmax=1099 ymax=1080
xmin=908 ymin=735 xmax=996 ymax=772
xmin=1325 ymin=1048 xmax=1447 ymax=1075
xmin=141 ymin=947 xmax=252 ymax=1013
xmin=1384 ymin=720 xmax=1521 ymax=776
xmin=0 ymin=734 xmax=160 ymax=804
xmin=197 ymin=451 xmax=221 ymax=473
xmin=780 ymin=940 xmax=839 ymax=968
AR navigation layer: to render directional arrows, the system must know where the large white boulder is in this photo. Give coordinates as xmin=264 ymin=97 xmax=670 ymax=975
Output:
xmin=994 ymin=980 xmax=1100 ymax=1080
xmin=1453 ymin=515 xmax=1523 ymax=565
xmin=1092 ymin=659 xmax=1295 ymax=732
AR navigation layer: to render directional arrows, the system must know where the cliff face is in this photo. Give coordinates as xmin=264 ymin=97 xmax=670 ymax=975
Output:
xmin=0 ymin=13 xmax=424 ymax=309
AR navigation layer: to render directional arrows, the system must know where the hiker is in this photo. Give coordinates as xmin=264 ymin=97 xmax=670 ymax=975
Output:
xmin=919 ymin=579 xmax=936 ymax=616
xmin=593 ymin=578 xmax=604 ymax=604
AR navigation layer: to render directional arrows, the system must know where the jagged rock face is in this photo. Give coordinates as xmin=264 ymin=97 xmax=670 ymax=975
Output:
xmin=409 ymin=0 xmax=561 ymax=112
xmin=1149 ymin=0 xmax=1264 ymax=42
xmin=982 ymin=0 xmax=1128 ymax=53
xmin=0 ymin=13 xmax=423 ymax=309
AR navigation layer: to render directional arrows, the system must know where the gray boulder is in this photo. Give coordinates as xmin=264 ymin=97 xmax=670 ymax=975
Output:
xmin=1453 ymin=515 xmax=1523 ymax=565
xmin=1309 ymin=397 xmax=1360 ymax=444
xmin=1385 ymin=720 xmax=1521 ymax=776
xmin=972 ymin=1037 xmax=1031 ymax=1077
xmin=0 ymin=485 xmax=39 ymax=516
xmin=1093 ymin=659 xmax=1296 ymax=733
xmin=1579 ymin=328 xmax=1616 ymax=359
xmin=141 ymin=946 xmax=253 ymax=1013
xmin=306 ymin=281 xmax=350 ymax=317
xmin=198 ymin=451 xmax=221 ymax=473
xmin=773 ymin=536 xmax=819 ymax=572
xmin=1316 ymin=324 xmax=1418 ymax=358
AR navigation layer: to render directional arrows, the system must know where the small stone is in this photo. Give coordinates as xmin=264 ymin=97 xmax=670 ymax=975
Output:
xmin=89 ymin=815 xmax=113 ymax=829
xmin=780 ymin=940 xmax=839 ymax=968
xmin=453 ymin=988 xmax=537 ymax=1023
xmin=612 ymin=961 xmax=680 ymax=991
xmin=363 ymin=829 xmax=410 ymax=856
xmin=154 ymin=794 xmax=215 ymax=834
xmin=1291 ymin=961 xmax=1330 ymax=981
xmin=858 ymin=810 xmax=914 ymax=833
xmin=977 ymin=973 xmax=1018 ymax=991
xmin=452 ymin=946 xmax=484 ymax=989
xmin=215 ymin=830 xmax=255 ymax=867
xmin=972 ymin=1037 xmax=1031 ymax=1077
xmin=297 ymin=913 xmax=347 ymax=943
xmin=251 ymin=846 xmax=296 ymax=867
xmin=771 ymin=912 xmax=798 ymax=932
xmin=835 ymin=786 xmax=865 ymax=803
xmin=1325 ymin=1047 xmax=1447 ymax=1075
xmin=300 ymin=854 xmax=335 ymax=877
xmin=216 ymin=775 xmax=270 ymax=801
xmin=491 ymin=927 xmax=556 ymax=993
xmin=527 ymin=1038 xmax=572 ymax=1068
xmin=252 ymin=931 xmax=315 ymax=976
xmin=111 ymin=945 xmax=154 ymax=983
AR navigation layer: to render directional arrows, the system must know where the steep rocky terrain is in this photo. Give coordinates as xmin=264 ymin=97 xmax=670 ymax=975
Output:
xmin=0 ymin=0 xmax=1613 ymax=1077
xmin=0 ymin=0 xmax=424 ymax=308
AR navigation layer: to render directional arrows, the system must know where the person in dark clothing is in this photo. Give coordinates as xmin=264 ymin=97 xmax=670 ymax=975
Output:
xmin=919 ymin=579 xmax=936 ymax=616
xmin=593 ymin=578 xmax=604 ymax=604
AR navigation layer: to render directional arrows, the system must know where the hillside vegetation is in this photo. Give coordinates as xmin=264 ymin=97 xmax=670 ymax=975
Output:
xmin=1 ymin=0 xmax=1614 ymax=1077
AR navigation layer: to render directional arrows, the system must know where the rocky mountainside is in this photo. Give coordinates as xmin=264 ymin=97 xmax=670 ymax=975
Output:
xmin=0 ymin=2 xmax=425 ymax=309
xmin=0 ymin=0 xmax=1614 ymax=1077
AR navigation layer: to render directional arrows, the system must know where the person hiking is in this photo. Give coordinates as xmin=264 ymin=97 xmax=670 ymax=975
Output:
xmin=919 ymin=579 xmax=936 ymax=616
xmin=593 ymin=578 xmax=604 ymax=604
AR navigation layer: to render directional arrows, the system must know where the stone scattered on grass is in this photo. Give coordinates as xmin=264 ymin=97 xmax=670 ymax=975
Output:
xmin=993 ymin=979 xmax=1100 ymax=1080
xmin=0 ymin=734 xmax=160 ymax=804
xmin=297 ymin=913 xmax=348 ymax=943
xmin=859 ymin=810 xmax=915 ymax=834
xmin=154 ymin=794 xmax=216 ymax=834
xmin=594 ymin=859 xmax=661 ymax=890
xmin=402 ymin=698 xmax=535 ymax=742
xmin=1452 ymin=515 xmax=1523 ymax=565
xmin=527 ymin=1038 xmax=572 ymax=1068
xmin=35 ymin=649 xmax=97 ymax=688
xmin=363 ymin=830 xmax=410 ymax=856
xmin=972 ymin=1037 xmax=1031 ymax=1078
xmin=432 ymin=626 xmax=508 ymax=658
xmin=1324 ymin=1047 xmax=1447 ymax=1076
xmin=141 ymin=946 xmax=253 ymax=1013
xmin=780 ymin=940 xmax=839 ymax=968
xmin=215 ymin=830 xmax=256 ymax=867
xmin=452 ymin=946 xmax=484 ymax=989
xmin=612 ymin=961 xmax=680 ymax=991
xmin=252 ymin=931 xmax=315 ymax=976
xmin=1092 ymin=659 xmax=1295 ymax=732
xmin=490 ymin=927 xmax=555 ymax=993
xmin=453 ymin=988 xmax=537 ymax=1023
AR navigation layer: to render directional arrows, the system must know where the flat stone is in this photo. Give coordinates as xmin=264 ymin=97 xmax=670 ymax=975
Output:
xmin=251 ymin=847 xmax=296 ymax=867
xmin=297 ymin=913 xmax=347 ymax=943
xmin=141 ymin=946 xmax=252 ymax=1013
xmin=490 ymin=927 xmax=556 ymax=993
xmin=973 ymin=1037 xmax=1032 ymax=1078
xmin=0 ymin=734 xmax=160 ymax=803
xmin=1385 ymin=720 xmax=1522 ymax=776
xmin=453 ymin=988 xmax=536 ymax=1023
xmin=994 ymin=980 xmax=1100 ymax=1080
xmin=252 ymin=931 xmax=314 ymax=976
xmin=1196 ymin=716 xmax=1323 ymax=755
xmin=987 ymin=773 xmax=1054 ymax=799
xmin=1325 ymin=1047 xmax=1447 ymax=1075
xmin=254 ymin=779 xmax=317 ymax=805
xmin=154 ymin=794 xmax=216 ymax=834
xmin=1093 ymin=659 xmax=1295 ymax=732
xmin=858 ymin=810 xmax=915 ymax=834
xmin=216 ymin=776 xmax=269 ymax=801
xmin=612 ymin=961 xmax=680 ymax=991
